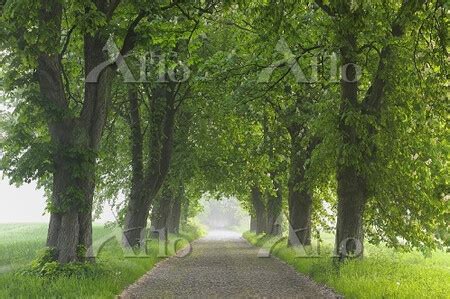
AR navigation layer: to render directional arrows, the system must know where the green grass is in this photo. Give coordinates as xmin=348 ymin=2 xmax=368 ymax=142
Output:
xmin=243 ymin=231 xmax=450 ymax=299
xmin=0 ymin=223 xmax=204 ymax=298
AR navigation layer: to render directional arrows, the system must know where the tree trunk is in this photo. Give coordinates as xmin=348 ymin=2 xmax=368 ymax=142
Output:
xmin=287 ymin=180 xmax=312 ymax=247
xmin=168 ymin=192 xmax=182 ymax=234
xmin=37 ymin=0 xmax=144 ymax=263
xmin=288 ymin=188 xmax=312 ymax=247
xmin=37 ymin=0 xmax=109 ymax=263
xmin=250 ymin=186 xmax=267 ymax=234
xmin=261 ymin=116 xmax=282 ymax=235
xmin=45 ymin=119 xmax=98 ymax=263
xmin=152 ymin=192 xmax=172 ymax=231
xmin=266 ymin=179 xmax=282 ymax=236
xmin=37 ymin=0 xmax=79 ymax=264
xmin=335 ymin=165 xmax=367 ymax=258
xmin=122 ymin=87 xmax=148 ymax=247
xmin=335 ymin=31 xmax=367 ymax=258
xmin=287 ymin=127 xmax=317 ymax=247
xmin=150 ymin=184 xmax=174 ymax=241
xmin=123 ymin=83 xmax=177 ymax=247
xmin=123 ymin=197 xmax=152 ymax=248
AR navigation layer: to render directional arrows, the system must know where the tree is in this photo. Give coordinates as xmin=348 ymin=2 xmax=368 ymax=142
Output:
xmin=1 ymin=0 xmax=148 ymax=263
xmin=121 ymin=1 xmax=217 ymax=247
xmin=314 ymin=0 xmax=447 ymax=257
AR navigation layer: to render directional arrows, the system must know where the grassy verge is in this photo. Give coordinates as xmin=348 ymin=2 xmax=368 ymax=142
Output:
xmin=0 ymin=223 xmax=204 ymax=298
xmin=243 ymin=231 xmax=450 ymax=299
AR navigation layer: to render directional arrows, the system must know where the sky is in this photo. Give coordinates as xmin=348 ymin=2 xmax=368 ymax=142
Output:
xmin=0 ymin=102 xmax=116 ymax=224
xmin=0 ymin=174 xmax=115 ymax=224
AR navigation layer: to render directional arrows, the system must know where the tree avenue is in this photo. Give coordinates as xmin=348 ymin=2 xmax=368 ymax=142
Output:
xmin=0 ymin=0 xmax=447 ymax=270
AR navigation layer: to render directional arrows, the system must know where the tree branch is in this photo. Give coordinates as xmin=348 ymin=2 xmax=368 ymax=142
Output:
xmin=60 ymin=25 xmax=76 ymax=58
xmin=106 ymin=0 xmax=121 ymax=20
xmin=174 ymin=83 xmax=192 ymax=112
xmin=315 ymin=0 xmax=335 ymax=16
xmin=120 ymin=10 xmax=148 ymax=56
xmin=59 ymin=25 xmax=80 ymax=105
xmin=361 ymin=0 xmax=426 ymax=112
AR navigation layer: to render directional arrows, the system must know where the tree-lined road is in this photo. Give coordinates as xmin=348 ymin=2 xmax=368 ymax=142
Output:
xmin=121 ymin=231 xmax=337 ymax=298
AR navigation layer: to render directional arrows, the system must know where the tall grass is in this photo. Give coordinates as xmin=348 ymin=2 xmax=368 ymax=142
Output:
xmin=0 ymin=223 xmax=204 ymax=298
xmin=243 ymin=231 xmax=450 ymax=299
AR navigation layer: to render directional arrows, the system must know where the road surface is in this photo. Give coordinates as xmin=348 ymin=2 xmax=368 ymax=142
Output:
xmin=121 ymin=230 xmax=338 ymax=298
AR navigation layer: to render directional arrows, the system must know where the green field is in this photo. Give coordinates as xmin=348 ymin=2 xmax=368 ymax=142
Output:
xmin=243 ymin=232 xmax=450 ymax=299
xmin=0 ymin=223 xmax=203 ymax=298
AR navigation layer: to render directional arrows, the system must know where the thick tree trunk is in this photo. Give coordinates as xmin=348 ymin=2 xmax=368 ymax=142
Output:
xmin=122 ymin=87 xmax=148 ymax=247
xmin=287 ymin=180 xmax=312 ymax=247
xmin=152 ymin=188 xmax=173 ymax=231
xmin=44 ymin=45 xmax=111 ymax=263
xmin=44 ymin=133 xmax=99 ymax=263
xmin=123 ymin=83 xmax=177 ymax=247
xmin=288 ymin=188 xmax=312 ymax=247
xmin=123 ymin=198 xmax=152 ymax=248
xmin=37 ymin=0 xmax=142 ymax=263
xmin=250 ymin=186 xmax=267 ymax=234
xmin=335 ymin=32 xmax=367 ymax=258
xmin=45 ymin=121 xmax=97 ymax=262
xmin=37 ymin=1 xmax=104 ymax=262
xmin=335 ymin=165 xmax=367 ymax=258
xmin=266 ymin=179 xmax=282 ymax=236
xmin=287 ymin=127 xmax=318 ymax=247
xmin=150 ymin=184 xmax=174 ymax=241
xmin=261 ymin=116 xmax=282 ymax=235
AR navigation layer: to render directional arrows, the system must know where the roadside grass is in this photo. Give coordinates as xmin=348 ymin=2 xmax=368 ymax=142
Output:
xmin=243 ymin=231 xmax=450 ymax=299
xmin=0 ymin=223 xmax=204 ymax=298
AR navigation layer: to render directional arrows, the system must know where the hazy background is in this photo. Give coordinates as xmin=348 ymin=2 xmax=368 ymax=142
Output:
xmin=197 ymin=197 xmax=250 ymax=232
xmin=0 ymin=171 xmax=249 ymax=228
xmin=0 ymin=173 xmax=115 ymax=223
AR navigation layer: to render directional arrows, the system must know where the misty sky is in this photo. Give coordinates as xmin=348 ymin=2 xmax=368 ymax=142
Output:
xmin=0 ymin=174 xmax=115 ymax=223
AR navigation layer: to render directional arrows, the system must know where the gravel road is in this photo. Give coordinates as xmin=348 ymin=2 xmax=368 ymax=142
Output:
xmin=120 ymin=230 xmax=339 ymax=299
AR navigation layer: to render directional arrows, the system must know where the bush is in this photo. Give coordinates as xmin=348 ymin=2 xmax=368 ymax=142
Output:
xmin=21 ymin=247 xmax=108 ymax=278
